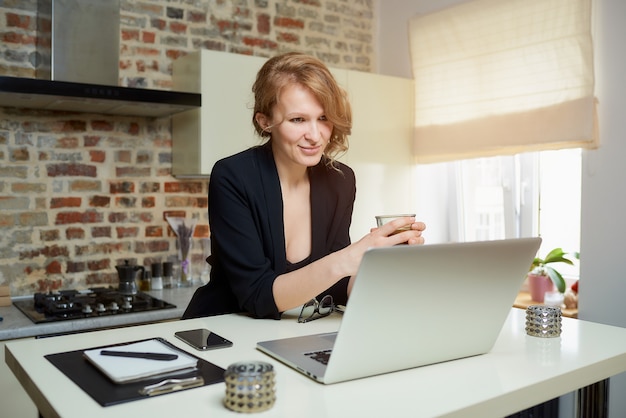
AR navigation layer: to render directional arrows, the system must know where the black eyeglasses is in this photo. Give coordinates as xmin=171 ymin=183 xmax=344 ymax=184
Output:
xmin=297 ymin=295 xmax=335 ymax=323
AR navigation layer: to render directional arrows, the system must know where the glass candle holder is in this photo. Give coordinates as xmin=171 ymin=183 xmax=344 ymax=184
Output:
xmin=223 ymin=361 xmax=276 ymax=413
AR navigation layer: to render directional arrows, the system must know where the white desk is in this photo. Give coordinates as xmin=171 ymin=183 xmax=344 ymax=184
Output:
xmin=5 ymin=308 xmax=626 ymax=418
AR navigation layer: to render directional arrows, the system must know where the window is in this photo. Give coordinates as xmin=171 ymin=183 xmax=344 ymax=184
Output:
xmin=409 ymin=0 xmax=596 ymax=163
xmin=408 ymin=0 xmax=591 ymax=282
xmin=451 ymin=149 xmax=581 ymax=278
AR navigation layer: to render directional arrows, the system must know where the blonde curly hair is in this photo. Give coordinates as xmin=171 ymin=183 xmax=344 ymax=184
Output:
xmin=251 ymin=52 xmax=352 ymax=165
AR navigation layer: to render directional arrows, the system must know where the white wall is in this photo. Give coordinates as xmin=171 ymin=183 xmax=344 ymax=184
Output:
xmin=579 ymin=0 xmax=626 ymax=415
xmin=377 ymin=0 xmax=626 ymax=416
xmin=376 ymin=0 xmax=466 ymax=79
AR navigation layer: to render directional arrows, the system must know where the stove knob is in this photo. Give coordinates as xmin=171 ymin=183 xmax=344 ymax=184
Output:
xmin=122 ymin=300 xmax=132 ymax=310
xmin=82 ymin=305 xmax=93 ymax=314
xmin=109 ymin=302 xmax=119 ymax=311
xmin=95 ymin=303 xmax=106 ymax=312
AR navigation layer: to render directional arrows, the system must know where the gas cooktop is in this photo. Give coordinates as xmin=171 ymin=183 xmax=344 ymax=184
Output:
xmin=13 ymin=287 xmax=176 ymax=324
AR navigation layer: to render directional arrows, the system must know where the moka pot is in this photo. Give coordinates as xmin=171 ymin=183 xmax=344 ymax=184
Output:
xmin=115 ymin=260 xmax=144 ymax=295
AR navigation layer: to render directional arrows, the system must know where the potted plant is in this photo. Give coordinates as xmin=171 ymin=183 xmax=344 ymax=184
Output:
xmin=528 ymin=247 xmax=579 ymax=302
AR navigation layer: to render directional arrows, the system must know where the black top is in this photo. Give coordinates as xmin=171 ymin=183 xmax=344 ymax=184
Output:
xmin=182 ymin=143 xmax=356 ymax=319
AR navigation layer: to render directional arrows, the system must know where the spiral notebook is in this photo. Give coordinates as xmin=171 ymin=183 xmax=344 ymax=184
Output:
xmin=83 ymin=338 xmax=199 ymax=383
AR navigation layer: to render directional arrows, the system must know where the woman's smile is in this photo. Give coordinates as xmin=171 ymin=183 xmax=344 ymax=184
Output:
xmin=261 ymin=83 xmax=334 ymax=170
xmin=299 ymin=143 xmax=323 ymax=156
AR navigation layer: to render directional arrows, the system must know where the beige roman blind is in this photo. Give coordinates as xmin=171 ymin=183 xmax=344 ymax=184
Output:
xmin=409 ymin=0 xmax=597 ymax=163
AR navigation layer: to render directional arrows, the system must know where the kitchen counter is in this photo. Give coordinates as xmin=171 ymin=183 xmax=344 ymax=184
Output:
xmin=7 ymin=308 xmax=626 ymax=418
xmin=0 ymin=286 xmax=198 ymax=341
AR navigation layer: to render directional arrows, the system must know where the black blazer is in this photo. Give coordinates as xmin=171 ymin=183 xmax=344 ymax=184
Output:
xmin=183 ymin=143 xmax=356 ymax=319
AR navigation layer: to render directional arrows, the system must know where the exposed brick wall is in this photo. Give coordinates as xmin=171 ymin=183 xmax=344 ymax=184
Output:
xmin=0 ymin=0 xmax=376 ymax=296
xmin=0 ymin=107 xmax=209 ymax=294
xmin=120 ymin=0 xmax=375 ymax=89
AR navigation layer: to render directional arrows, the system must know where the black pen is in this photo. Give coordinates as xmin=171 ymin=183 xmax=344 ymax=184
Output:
xmin=100 ymin=350 xmax=178 ymax=361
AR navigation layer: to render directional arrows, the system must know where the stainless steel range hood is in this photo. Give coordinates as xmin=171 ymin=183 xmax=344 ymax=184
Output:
xmin=0 ymin=0 xmax=199 ymax=117
xmin=0 ymin=76 xmax=200 ymax=117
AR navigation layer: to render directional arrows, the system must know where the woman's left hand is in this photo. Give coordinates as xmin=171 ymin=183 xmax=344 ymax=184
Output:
xmin=370 ymin=216 xmax=426 ymax=246
xmin=406 ymin=220 xmax=427 ymax=245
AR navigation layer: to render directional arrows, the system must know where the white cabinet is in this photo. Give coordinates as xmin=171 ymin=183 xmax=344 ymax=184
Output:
xmin=172 ymin=50 xmax=414 ymax=237
xmin=1 ymin=338 xmax=37 ymax=416
xmin=172 ymin=50 xmax=266 ymax=178
xmin=338 ymin=70 xmax=416 ymax=238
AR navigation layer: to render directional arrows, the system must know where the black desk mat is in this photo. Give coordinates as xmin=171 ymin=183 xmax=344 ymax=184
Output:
xmin=45 ymin=337 xmax=225 ymax=407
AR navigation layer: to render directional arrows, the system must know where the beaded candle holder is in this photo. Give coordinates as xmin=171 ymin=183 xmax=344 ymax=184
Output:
xmin=525 ymin=305 xmax=562 ymax=338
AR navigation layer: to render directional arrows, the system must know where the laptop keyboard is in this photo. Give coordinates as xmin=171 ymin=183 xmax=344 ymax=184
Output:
xmin=305 ymin=349 xmax=332 ymax=365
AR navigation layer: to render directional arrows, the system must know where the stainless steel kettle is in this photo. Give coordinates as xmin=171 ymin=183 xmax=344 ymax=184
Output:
xmin=115 ymin=260 xmax=144 ymax=295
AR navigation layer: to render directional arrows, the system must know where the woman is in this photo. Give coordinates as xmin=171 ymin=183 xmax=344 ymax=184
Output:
xmin=183 ymin=52 xmax=426 ymax=319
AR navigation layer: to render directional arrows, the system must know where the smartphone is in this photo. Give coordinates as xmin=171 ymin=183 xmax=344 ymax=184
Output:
xmin=174 ymin=328 xmax=233 ymax=351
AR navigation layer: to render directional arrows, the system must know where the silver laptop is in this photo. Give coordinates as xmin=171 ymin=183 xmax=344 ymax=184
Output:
xmin=257 ymin=237 xmax=541 ymax=384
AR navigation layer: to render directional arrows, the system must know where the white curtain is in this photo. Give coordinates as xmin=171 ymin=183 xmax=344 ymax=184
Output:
xmin=409 ymin=0 xmax=597 ymax=164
